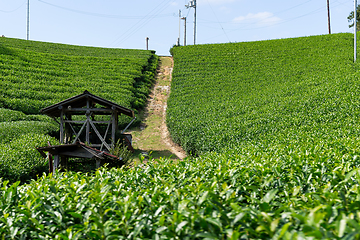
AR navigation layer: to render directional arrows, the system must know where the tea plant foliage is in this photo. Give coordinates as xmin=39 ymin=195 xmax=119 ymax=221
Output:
xmin=168 ymin=33 xmax=360 ymax=156
xmin=3 ymin=33 xmax=360 ymax=238
xmin=2 ymin=139 xmax=360 ymax=239
xmin=0 ymin=37 xmax=158 ymax=183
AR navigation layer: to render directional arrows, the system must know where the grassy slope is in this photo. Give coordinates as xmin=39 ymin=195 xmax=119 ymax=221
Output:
xmin=168 ymin=33 xmax=360 ymax=155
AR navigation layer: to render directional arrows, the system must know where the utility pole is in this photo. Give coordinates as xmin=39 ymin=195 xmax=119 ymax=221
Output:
xmin=355 ymin=0 xmax=357 ymax=62
xmin=327 ymin=0 xmax=331 ymax=34
xmin=178 ymin=10 xmax=181 ymax=46
xmin=181 ymin=17 xmax=186 ymax=46
xmin=186 ymin=0 xmax=196 ymax=45
xmin=146 ymin=37 xmax=149 ymax=50
xmin=27 ymin=0 xmax=30 ymax=40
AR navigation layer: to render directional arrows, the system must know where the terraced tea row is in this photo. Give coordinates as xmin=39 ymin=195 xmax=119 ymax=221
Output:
xmin=0 ymin=37 xmax=158 ymax=182
xmin=168 ymin=33 xmax=360 ymax=155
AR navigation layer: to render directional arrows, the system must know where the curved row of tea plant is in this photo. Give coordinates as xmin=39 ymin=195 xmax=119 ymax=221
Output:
xmin=1 ymin=134 xmax=360 ymax=239
xmin=0 ymin=38 xmax=158 ymax=183
xmin=0 ymin=108 xmax=58 ymax=183
xmin=0 ymin=38 xmax=158 ymax=114
xmin=168 ymin=33 xmax=360 ymax=155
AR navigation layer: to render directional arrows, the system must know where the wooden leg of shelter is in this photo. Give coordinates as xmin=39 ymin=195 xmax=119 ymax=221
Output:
xmin=61 ymin=156 xmax=67 ymax=171
xmin=96 ymin=159 xmax=101 ymax=169
xmin=53 ymin=155 xmax=60 ymax=174
xmin=48 ymin=152 xmax=53 ymax=174
xmin=47 ymin=141 xmax=53 ymax=174
xmin=65 ymin=157 xmax=68 ymax=171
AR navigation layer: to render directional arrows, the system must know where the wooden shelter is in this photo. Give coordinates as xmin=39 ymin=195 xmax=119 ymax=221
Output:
xmin=37 ymin=142 xmax=121 ymax=173
xmin=37 ymin=90 xmax=136 ymax=173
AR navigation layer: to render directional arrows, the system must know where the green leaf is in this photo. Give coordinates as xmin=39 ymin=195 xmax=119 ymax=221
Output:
xmin=292 ymin=186 xmax=301 ymax=197
xmin=154 ymin=205 xmax=165 ymax=217
xmin=176 ymin=221 xmax=188 ymax=233
xmin=195 ymin=232 xmax=219 ymax=239
xmin=198 ymin=191 xmax=209 ymax=206
xmin=205 ymin=218 xmax=222 ymax=230
xmin=278 ymin=222 xmax=291 ymax=239
xmin=338 ymin=218 xmax=347 ymax=238
xmin=233 ymin=212 xmax=245 ymax=225
xmin=156 ymin=226 xmax=167 ymax=234
xmin=262 ymin=189 xmax=278 ymax=203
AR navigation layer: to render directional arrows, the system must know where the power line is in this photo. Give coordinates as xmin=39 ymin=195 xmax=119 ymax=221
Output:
xmin=209 ymin=1 xmax=342 ymax=32
xmin=108 ymin=0 xmax=173 ymax=47
xmin=37 ymin=0 xmax=172 ymax=19
xmin=0 ymin=0 xmax=26 ymax=13
xmin=205 ymin=0 xmax=230 ymax=42
xmin=199 ymin=1 xmax=346 ymax=43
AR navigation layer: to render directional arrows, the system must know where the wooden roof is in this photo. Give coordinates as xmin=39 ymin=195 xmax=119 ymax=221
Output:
xmin=40 ymin=90 xmax=134 ymax=118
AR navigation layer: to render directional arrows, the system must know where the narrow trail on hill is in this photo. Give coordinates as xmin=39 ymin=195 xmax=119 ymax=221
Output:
xmin=129 ymin=57 xmax=186 ymax=160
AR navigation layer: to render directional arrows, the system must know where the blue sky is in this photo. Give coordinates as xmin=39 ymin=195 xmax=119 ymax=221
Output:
xmin=0 ymin=0 xmax=355 ymax=55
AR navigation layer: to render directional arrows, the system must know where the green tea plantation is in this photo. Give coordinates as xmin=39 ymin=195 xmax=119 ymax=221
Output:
xmin=0 ymin=37 xmax=158 ymax=183
xmin=2 ymin=33 xmax=360 ymax=238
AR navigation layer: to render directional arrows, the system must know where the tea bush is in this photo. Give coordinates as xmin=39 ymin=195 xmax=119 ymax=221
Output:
xmin=168 ymin=33 xmax=360 ymax=155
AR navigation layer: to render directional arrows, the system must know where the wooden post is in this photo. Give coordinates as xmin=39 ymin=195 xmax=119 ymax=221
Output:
xmin=53 ymin=155 xmax=60 ymax=173
xmin=64 ymin=114 xmax=72 ymax=144
xmin=60 ymin=156 xmax=67 ymax=171
xmin=86 ymin=99 xmax=90 ymax=144
xmin=48 ymin=152 xmax=53 ymax=173
xmin=96 ymin=159 xmax=101 ymax=169
xmin=60 ymin=110 xmax=64 ymax=144
xmin=111 ymin=110 xmax=118 ymax=147
xmin=86 ymin=116 xmax=90 ymax=144
xmin=65 ymin=157 xmax=68 ymax=171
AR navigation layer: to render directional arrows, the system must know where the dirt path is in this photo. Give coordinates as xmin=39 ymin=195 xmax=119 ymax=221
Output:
xmin=128 ymin=57 xmax=186 ymax=160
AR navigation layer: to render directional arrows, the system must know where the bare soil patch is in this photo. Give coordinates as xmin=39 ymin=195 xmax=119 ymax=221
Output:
xmin=128 ymin=57 xmax=186 ymax=160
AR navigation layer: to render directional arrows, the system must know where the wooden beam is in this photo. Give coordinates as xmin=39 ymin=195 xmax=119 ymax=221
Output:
xmin=48 ymin=152 xmax=53 ymax=174
xmin=64 ymin=120 xmax=111 ymax=124
xmin=72 ymin=120 xmax=87 ymax=144
xmin=86 ymin=100 xmax=90 ymax=144
xmin=53 ymin=155 xmax=60 ymax=173
xmin=64 ymin=108 xmax=113 ymax=113
xmin=57 ymin=150 xmax=96 ymax=159
xmin=112 ymin=112 xmax=118 ymax=147
xmin=64 ymin=114 xmax=71 ymax=144
xmin=61 ymin=156 xmax=67 ymax=171
xmin=88 ymin=116 xmax=111 ymax=151
xmin=60 ymin=111 xmax=64 ymax=144
xmin=100 ymin=115 xmax=112 ymax=151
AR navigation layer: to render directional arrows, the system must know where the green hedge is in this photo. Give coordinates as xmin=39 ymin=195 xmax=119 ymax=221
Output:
xmin=0 ymin=134 xmax=58 ymax=184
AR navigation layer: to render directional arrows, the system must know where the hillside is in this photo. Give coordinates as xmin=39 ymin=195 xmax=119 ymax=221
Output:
xmin=168 ymin=33 xmax=360 ymax=155
xmin=2 ymin=34 xmax=360 ymax=238
xmin=0 ymin=37 xmax=157 ymax=114
xmin=0 ymin=37 xmax=158 ymax=183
